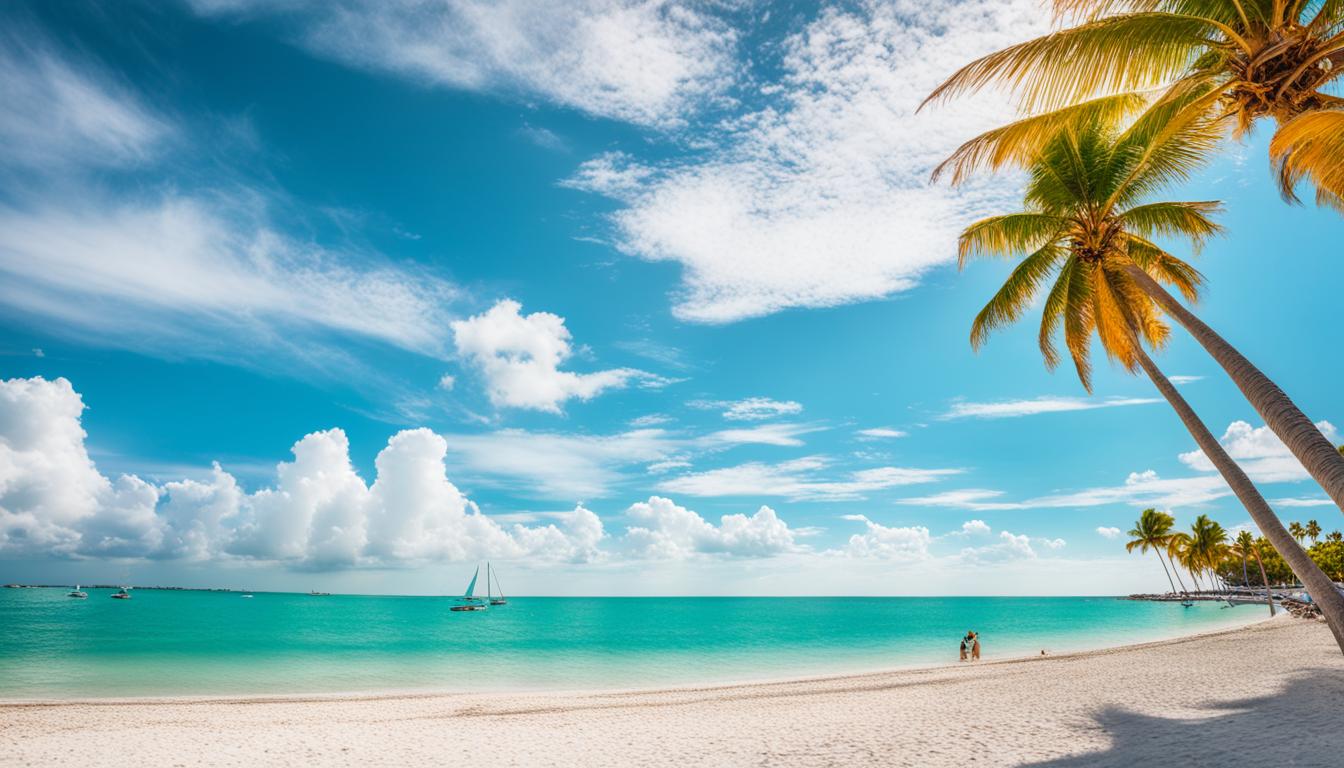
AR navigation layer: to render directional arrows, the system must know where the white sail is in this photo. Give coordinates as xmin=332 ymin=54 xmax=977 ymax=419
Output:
xmin=464 ymin=565 xmax=480 ymax=598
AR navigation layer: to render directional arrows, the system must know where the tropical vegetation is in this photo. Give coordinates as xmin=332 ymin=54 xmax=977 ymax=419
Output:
xmin=924 ymin=0 xmax=1344 ymax=521
xmin=953 ymin=113 xmax=1344 ymax=651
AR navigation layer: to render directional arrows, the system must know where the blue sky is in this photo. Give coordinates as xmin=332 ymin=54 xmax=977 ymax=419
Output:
xmin=2 ymin=0 xmax=1341 ymax=595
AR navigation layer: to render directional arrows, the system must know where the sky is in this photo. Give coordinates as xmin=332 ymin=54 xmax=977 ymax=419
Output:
xmin=1 ymin=0 xmax=1341 ymax=596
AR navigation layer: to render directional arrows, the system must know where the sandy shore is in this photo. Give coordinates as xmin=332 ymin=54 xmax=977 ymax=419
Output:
xmin=3 ymin=618 xmax=1340 ymax=767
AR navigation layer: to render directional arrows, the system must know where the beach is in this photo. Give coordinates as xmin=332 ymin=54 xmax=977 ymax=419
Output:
xmin=3 ymin=617 xmax=1339 ymax=767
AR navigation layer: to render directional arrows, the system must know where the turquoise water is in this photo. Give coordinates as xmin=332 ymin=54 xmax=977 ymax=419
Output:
xmin=0 ymin=589 xmax=1264 ymax=698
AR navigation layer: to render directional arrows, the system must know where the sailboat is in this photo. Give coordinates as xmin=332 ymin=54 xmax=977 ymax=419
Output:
xmin=449 ymin=566 xmax=487 ymax=612
xmin=487 ymin=563 xmax=506 ymax=606
xmin=67 ymin=584 xmax=87 ymax=599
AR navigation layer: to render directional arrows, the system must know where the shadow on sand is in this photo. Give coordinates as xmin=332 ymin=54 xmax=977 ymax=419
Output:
xmin=1024 ymin=671 xmax=1343 ymax=767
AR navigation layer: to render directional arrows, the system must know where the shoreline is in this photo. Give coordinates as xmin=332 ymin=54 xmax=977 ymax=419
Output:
xmin=4 ymin=618 xmax=1338 ymax=767
xmin=0 ymin=610 xmax=1279 ymax=704
xmin=1 ymin=611 xmax=1284 ymax=706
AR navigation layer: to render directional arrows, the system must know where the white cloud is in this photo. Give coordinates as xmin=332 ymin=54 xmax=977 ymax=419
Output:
xmin=436 ymin=374 xmax=456 ymax=391
xmin=451 ymin=299 xmax=656 ymax=413
xmin=629 ymin=414 xmax=671 ymax=427
xmin=189 ymin=0 xmax=737 ymax=128
xmin=0 ymin=195 xmax=462 ymax=366
xmin=1178 ymin=420 xmax=1338 ymax=484
xmin=1168 ymin=375 xmax=1203 ymax=385
xmin=566 ymin=0 xmax=1045 ymax=322
xmin=657 ymin=456 xmax=961 ymax=501
xmin=856 ymin=427 xmax=907 ymax=440
xmin=702 ymin=422 xmax=821 ymax=448
xmin=441 ymin=427 xmax=678 ymax=499
xmin=0 ymin=29 xmax=168 ymax=171
xmin=960 ymin=519 xmax=991 ymax=536
xmin=621 ymin=496 xmax=801 ymax=559
xmin=940 ymin=396 xmax=1160 ymax=420
xmin=691 ymin=397 xmax=803 ymax=421
xmin=0 ymin=376 xmax=605 ymax=567
xmin=1039 ymin=537 xmax=1066 ymax=550
xmin=838 ymin=514 xmax=932 ymax=560
xmin=1096 ymin=526 xmax=1123 ymax=539
xmin=901 ymin=470 xmax=1231 ymax=511
xmin=1271 ymin=497 xmax=1335 ymax=508
xmin=960 ymin=531 xmax=1037 ymax=564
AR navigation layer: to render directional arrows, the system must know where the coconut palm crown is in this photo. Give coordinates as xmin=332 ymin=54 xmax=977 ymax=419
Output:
xmin=957 ymin=110 xmax=1219 ymax=389
xmin=923 ymin=0 xmax=1344 ymax=208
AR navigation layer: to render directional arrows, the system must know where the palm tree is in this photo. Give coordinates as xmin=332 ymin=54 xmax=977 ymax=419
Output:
xmin=924 ymin=2 xmax=1344 ymax=515
xmin=1126 ymin=508 xmax=1186 ymax=595
xmin=1231 ymin=529 xmax=1276 ymax=616
xmin=1290 ymin=521 xmax=1307 ymax=544
xmin=1168 ymin=532 xmax=1203 ymax=591
xmin=957 ymin=116 xmax=1344 ymax=652
xmin=1307 ymin=519 xmax=1323 ymax=543
xmin=1189 ymin=514 xmax=1231 ymax=596
xmin=1329 ymin=531 xmax=1343 ymax=543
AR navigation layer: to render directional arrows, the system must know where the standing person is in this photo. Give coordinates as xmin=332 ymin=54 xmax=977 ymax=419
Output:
xmin=959 ymin=635 xmax=969 ymax=661
xmin=971 ymin=632 xmax=981 ymax=661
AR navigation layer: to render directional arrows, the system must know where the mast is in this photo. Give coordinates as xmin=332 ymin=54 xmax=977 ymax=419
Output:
xmin=494 ymin=568 xmax=505 ymax=600
xmin=487 ymin=563 xmax=492 ymax=600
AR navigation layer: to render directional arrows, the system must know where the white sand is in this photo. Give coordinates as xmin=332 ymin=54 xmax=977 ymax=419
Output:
xmin=3 ymin=618 xmax=1340 ymax=767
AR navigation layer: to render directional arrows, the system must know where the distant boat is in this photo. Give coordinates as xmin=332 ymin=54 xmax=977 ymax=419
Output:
xmin=241 ymin=592 xmax=254 ymax=598
xmin=449 ymin=566 xmax=487 ymax=612
xmin=110 ymin=587 xmax=131 ymax=600
xmin=308 ymin=590 xmax=331 ymax=596
xmin=487 ymin=563 xmax=507 ymax=606
xmin=67 ymin=584 xmax=87 ymax=599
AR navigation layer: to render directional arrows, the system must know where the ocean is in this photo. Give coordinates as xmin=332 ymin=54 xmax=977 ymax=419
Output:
xmin=0 ymin=588 xmax=1265 ymax=698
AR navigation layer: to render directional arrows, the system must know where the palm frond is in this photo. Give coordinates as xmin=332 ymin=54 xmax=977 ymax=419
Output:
xmin=1117 ymin=200 xmax=1224 ymax=250
xmin=933 ymin=93 xmax=1150 ymax=185
xmin=1107 ymin=80 xmax=1228 ymax=208
xmin=1063 ymin=257 xmax=1098 ymax=390
xmin=1038 ymin=257 xmax=1078 ymax=370
xmin=921 ymin=14 xmax=1229 ymax=114
xmin=1124 ymin=234 xmax=1206 ymax=301
xmin=958 ymin=213 xmax=1068 ymax=267
xmin=969 ymin=244 xmax=1067 ymax=350
xmin=1269 ymin=108 xmax=1344 ymax=210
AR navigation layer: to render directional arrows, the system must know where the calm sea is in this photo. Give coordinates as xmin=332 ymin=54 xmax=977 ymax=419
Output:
xmin=0 ymin=589 xmax=1265 ymax=698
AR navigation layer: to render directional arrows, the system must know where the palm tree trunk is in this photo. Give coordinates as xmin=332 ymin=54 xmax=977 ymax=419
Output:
xmin=1252 ymin=549 xmax=1276 ymax=617
xmin=1241 ymin=555 xmax=1250 ymax=589
xmin=1133 ymin=344 xmax=1344 ymax=652
xmin=1127 ymin=265 xmax=1344 ymax=512
xmin=1154 ymin=549 xmax=1178 ymax=596
xmin=1165 ymin=552 xmax=1190 ymax=595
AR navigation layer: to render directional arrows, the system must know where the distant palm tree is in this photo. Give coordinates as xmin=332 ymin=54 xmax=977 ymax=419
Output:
xmin=1126 ymin=508 xmax=1185 ymax=595
xmin=1232 ymin=529 xmax=1276 ymax=617
xmin=924 ymin=1 xmax=1344 ymax=515
xmin=1307 ymin=520 xmax=1323 ymax=544
xmin=957 ymin=114 xmax=1344 ymax=652
xmin=1290 ymin=521 xmax=1307 ymax=544
xmin=1329 ymin=531 xmax=1343 ymax=544
xmin=1189 ymin=514 xmax=1230 ymax=594
xmin=1168 ymin=532 xmax=1202 ymax=591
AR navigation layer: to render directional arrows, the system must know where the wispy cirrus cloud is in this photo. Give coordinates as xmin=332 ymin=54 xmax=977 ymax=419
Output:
xmin=657 ymin=456 xmax=962 ymax=502
xmin=565 ymin=0 xmax=1046 ymax=322
xmin=690 ymin=396 xmax=803 ymax=421
xmin=940 ymin=396 xmax=1161 ymax=420
xmin=188 ymin=0 xmax=739 ymax=128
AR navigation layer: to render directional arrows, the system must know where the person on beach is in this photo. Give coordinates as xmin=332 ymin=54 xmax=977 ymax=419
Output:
xmin=971 ymin=632 xmax=981 ymax=661
xmin=959 ymin=636 xmax=969 ymax=661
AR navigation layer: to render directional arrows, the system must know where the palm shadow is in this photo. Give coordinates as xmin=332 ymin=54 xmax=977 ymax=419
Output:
xmin=1023 ymin=672 xmax=1344 ymax=767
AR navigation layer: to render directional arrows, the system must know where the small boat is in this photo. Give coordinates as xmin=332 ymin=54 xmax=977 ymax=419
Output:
xmin=487 ymin=563 xmax=507 ymax=606
xmin=449 ymin=566 xmax=488 ymax=612
xmin=308 ymin=590 xmax=331 ymax=596
xmin=110 ymin=587 xmax=131 ymax=600
xmin=241 ymin=593 xmax=254 ymax=598
xmin=67 ymin=584 xmax=87 ymax=599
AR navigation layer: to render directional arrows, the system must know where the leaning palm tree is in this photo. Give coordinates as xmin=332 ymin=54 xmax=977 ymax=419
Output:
xmin=1169 ymin=532 xmax=1204 ymax=591
xmin=1232 ymin=529 xmax=1276 ymax=616
xmin=1126 ymin=508 xmax=1187 ymax=595
xmin=1290 ymin=521 xmax=1307 ymax=544
xmin=958 ymin=115 xmax=1344 ymax=651
xmin=924 ymin=1 xmax=1344 ymax=515
xmin=1307 ymin=519 xmax=1323 ymax=543
xmin=1190 ymin=514 xmax=1231 ymax=598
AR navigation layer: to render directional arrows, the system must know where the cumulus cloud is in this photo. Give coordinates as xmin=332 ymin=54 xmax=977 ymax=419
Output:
xmin=0 ymin=377 xmax=605 ymax=567
xmin=451 ymin=299 xmax=658 ymax=413
xmin=566 ymin=0 xmax=1045 ymax=322
xmin=189 ymin=0 xmax=737 ymax=128
xmin=657 ymin=456 xmax=962 ymax=502
xmin=960 ymin=531 xmax=1037 ymax=564
xmin=960 ymin=519 xmax=991 ymax=536
xmin=940 ymin=396 xmax=1160 ymax=420
xmin=839 ymin=515 xmax=932 ymax=560
xmin=1178 ymin=420 xmax=1338 ymax=484
xmin=621 ymin=496 xmax=801 ymax=559
xmin=691 ymin=397 xmax=804 ymax=421
xmin=1096 ymin=526 xmax=1123 ymax=539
